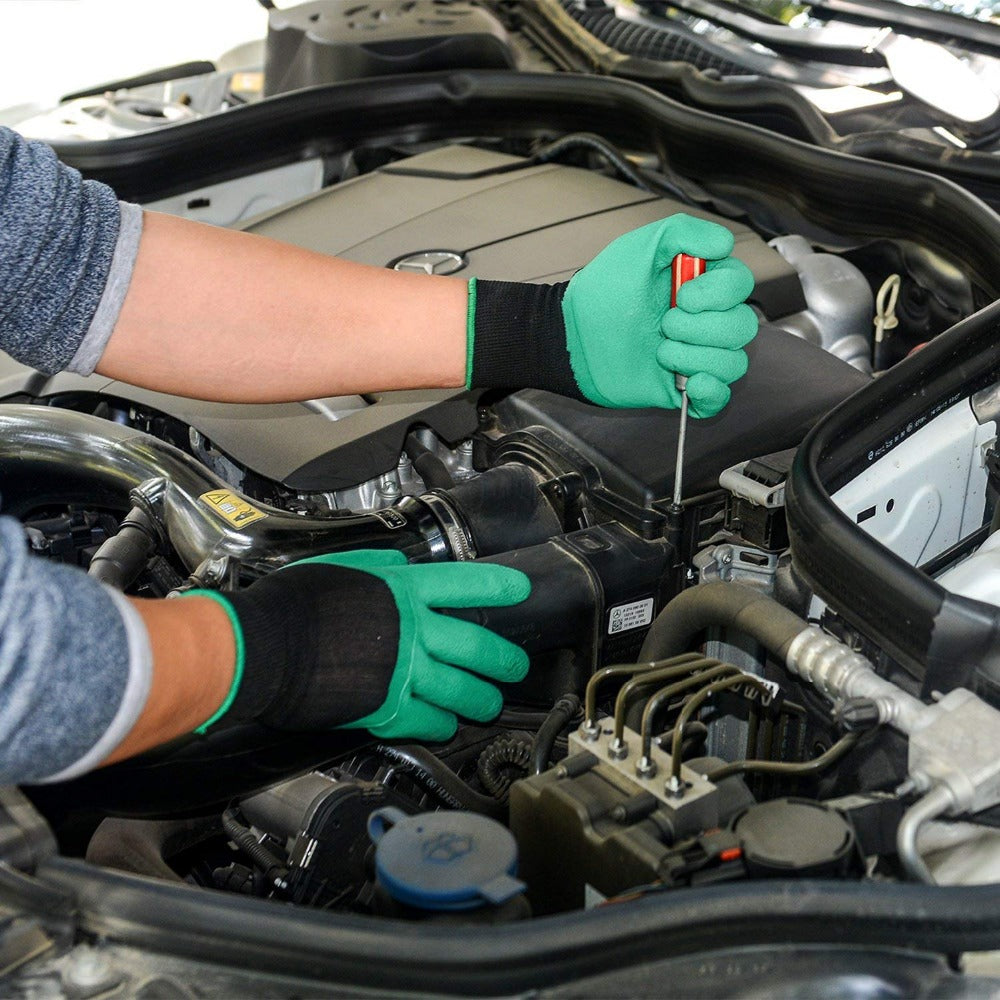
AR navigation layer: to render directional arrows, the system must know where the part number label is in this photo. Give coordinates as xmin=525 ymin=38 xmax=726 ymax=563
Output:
xmin=199 ymin=490 xmax=268 ymax=528
xmin=607 ymin=598 xmax=654 ymax=635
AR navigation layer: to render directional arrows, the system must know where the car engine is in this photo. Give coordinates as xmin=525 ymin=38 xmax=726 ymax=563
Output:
xmin=6 ymin=59 xmax=1000 ymax=952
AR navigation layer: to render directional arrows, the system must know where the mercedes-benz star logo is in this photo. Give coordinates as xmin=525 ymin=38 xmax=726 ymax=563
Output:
xmin=391 ymin=250 xmax=468 ymax=276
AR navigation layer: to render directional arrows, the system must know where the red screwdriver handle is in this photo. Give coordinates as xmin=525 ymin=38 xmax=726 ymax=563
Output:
xmin=670 ymin=253 xmax=706 ymax=308
xmin=670 ymin=254 xmax=707 ymax=394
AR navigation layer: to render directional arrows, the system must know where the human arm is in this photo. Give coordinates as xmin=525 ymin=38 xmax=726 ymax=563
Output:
xmin=0 ymin=126 xmax=757 ymax=783
xmin=101 ymin=595 xmax=236 ymax=765
xmin=1 ymin=126 xmax=755 ymax=413
xmin=100 ymin=212 xmax=756 ymax=414
xmin=0 ymin=530 xmax=528 ymax=785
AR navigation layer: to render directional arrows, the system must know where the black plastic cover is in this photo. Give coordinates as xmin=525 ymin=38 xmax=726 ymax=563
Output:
xmin=733 ymin=798 xmax=859 ymax=878
xmin=264 ymin=0 xmax=514 ymax=96
xmin=495 ymin=324 xmax=869 ymax=505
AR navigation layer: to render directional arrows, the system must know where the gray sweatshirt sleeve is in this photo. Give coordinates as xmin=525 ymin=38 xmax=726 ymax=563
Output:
xmin=0 ymin=517 xmax=153 ymax=785
xmin=0 ymin=127 xmax=154 ymax=784
xmin=0 ymin=125 xmax=143 ymax=375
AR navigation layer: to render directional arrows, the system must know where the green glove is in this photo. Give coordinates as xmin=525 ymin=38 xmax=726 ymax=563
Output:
xmin=466 ymin=213 xmax=758 ymax=417
xmin=299 ymin=550 xmax=529 ymax=740
xmin=193 ymin=550 xmax=530 ymax=742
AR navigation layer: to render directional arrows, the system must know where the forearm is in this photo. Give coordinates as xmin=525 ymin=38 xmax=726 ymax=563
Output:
xmin=0 ymin=125 xmax=468 ymax=399
xmin=97 ymin=211 xmax=469 ymax=401
xmin=101 ymin=595 xmax=235 ymax=764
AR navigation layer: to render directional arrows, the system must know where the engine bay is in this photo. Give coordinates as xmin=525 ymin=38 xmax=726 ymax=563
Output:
xmin=7 ymin=50 xmax=1000 ymax=992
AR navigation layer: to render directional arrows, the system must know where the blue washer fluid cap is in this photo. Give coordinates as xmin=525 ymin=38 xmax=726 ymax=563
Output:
xmin=367 ymin=807 xmax=525 ymax=912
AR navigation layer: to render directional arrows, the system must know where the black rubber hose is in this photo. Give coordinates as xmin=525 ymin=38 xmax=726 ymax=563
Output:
xmin=638 ymin=582 xmax=808 ymax=663
xmin=374 ymin=745 xmax=506 ymax=820
xmin=86 ymin=816 xmax=218 ymax=884
xmin=221 ymin=810 xmax=289 ymax=894
xmin=443 ymin=465 xmax=563 ymax=558
xmin=477 ymin=733 xmax=533 ymax=804
xmin=536 ymin=132 xmax=656 ymax=192
xmin=88 ymin=506 xmax=160 ymax=589
xmin=405 ymin=433 xmax=455 ymax=490
xmin=535 ymin=131 xmax=693 ymax=203
xmin=530 ymin=693 xmax=582 ymax=775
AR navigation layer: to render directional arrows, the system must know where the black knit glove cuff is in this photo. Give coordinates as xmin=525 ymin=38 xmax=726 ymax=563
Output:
xmin=468 ymin=279 xmax=586 ymax=401
xmin=196 ymin=564 xmax=400 ymax=731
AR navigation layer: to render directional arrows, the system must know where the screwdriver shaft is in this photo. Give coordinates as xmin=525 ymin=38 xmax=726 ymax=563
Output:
xmin=672 ymin=383 xmax=688 ymax=507
xmin=669 ymin=254 xmax=705 ymax=508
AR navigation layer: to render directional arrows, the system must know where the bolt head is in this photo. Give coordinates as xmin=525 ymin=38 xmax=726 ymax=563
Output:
xmin=665 ymin=775 xmax=685 ymax=799
xmin=635 ymin=757 xmax=657 ymax=779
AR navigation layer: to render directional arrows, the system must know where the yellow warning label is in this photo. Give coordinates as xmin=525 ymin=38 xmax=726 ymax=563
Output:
xmin=199 ymin=490 xmax=268 ymax=528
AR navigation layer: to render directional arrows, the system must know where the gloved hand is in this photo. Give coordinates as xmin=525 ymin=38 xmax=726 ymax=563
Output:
xmin=466 ymin=213 xmax=758 ymax=417
xmin=189 ymin=550 xmax=530 ymax=742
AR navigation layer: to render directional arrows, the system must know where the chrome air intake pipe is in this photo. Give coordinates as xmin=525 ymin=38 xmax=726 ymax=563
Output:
xmin=0 ymin=405 xmax=435 ymax=573
xmin=0 ymin=405 xmax=563 ymax=579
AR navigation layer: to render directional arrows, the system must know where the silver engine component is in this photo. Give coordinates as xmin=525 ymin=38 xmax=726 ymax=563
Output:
xmin=307 ymin=429 xmax=478 ymax=513
xmin=769 ymin=234 xmax=875 ymax=374
xmin=785 ymin=625 xmax=1000 ymax=882
xmin=0 ymin=405 xmax=440 ymax=578
xmin=10 ymin=60 xmax=259 ymax=142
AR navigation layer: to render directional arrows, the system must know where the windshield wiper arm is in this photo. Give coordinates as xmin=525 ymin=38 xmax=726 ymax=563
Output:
xmin=810 ymin=0 xmax=1000 ymax=59
xmin=640 ymin=0 xmax=901 ymax=62
xmin=636 ymin=0 xmax=1000 ymax=122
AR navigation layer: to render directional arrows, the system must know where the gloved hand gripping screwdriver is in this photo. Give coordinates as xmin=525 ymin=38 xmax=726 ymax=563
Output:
xmin=670 ymin=253 xmax=706 ymax=507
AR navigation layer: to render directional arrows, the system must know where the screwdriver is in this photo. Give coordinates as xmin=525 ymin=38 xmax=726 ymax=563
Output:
xmin=670 ymin=253 xmax=706 ymax=508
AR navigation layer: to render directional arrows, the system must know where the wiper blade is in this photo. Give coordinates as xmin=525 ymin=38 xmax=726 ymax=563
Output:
xmin=636 ymin=0 xmax=999 ymax=121
xmin=640 ymin=0 xmax=903 ymax=61
xmin=810 ymin=0 xmax=1000 ymax=58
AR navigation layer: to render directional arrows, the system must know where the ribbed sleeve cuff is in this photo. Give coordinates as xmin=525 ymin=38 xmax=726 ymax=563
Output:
xmin=35 ymin=587 xmax=153 ymax=783
xmin=467 ymin=279 xmax=586 ymax=401
xmin=67 ymin=201 xmax=144 ymax=375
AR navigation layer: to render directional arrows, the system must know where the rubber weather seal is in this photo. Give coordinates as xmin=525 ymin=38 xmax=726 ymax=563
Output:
xmin=786 ymin=298 xmax=1000 ymax=697
xmin=34 ymin=857 xmax=1000 ymax=996
xmin=51 ymin=71 xmax=1000 ymax=300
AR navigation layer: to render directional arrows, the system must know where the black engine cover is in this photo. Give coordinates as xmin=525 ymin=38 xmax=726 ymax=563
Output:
xmin=495 ymin=324 xmax=870 ymax=504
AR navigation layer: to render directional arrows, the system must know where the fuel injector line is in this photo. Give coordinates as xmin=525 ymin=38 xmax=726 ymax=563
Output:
xmin=619 ymin=658 xmax=730 ymax=737
xmin=612 ymin=657 xmax=716 ymax=728
xmin=669 ymin=673 xmax=778 ymax=785
xmin=638 ymin=666 xmax=743 ymax=769
xmin=897 ymin=784 xmax=957 ymax=885
xmin=704 ymin=732 xmax=860 ymax=783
